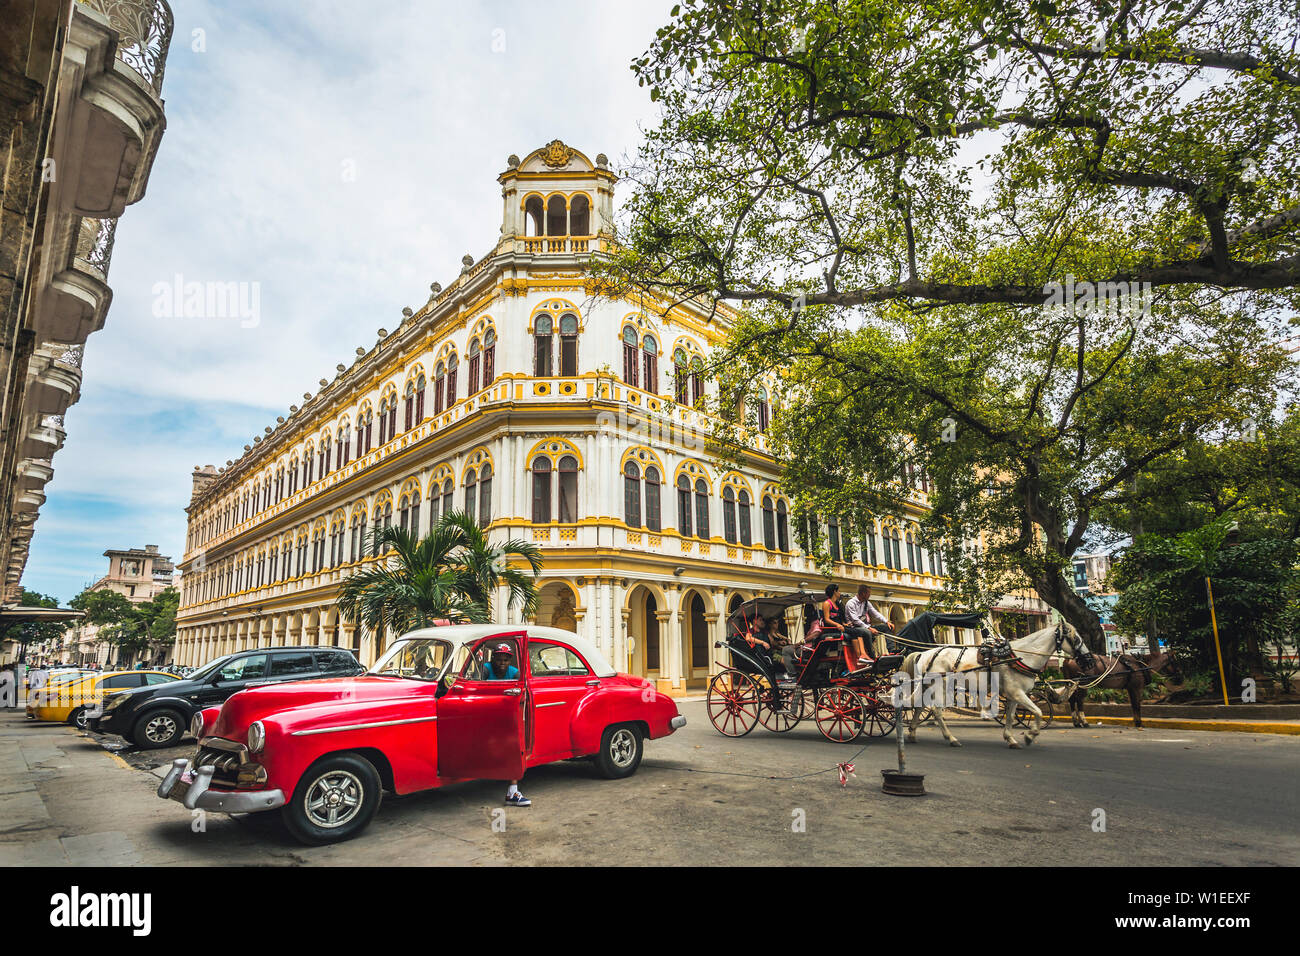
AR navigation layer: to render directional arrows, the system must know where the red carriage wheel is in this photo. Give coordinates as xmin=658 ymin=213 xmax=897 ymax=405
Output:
xmin=815 ymin=687 xmax=866 ymax=743
xmin=707 ymin=670 xmax=761 ymax=737
xmin=860 ymin=693 xmax=897 ymax=737
xmin=757 ymin=680 xmax=802 ymax=734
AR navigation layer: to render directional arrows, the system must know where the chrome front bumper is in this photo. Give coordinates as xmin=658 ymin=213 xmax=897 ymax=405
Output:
xmin=670 ymin=715 xmax=687 ymax=730
xmin=156 ymin=758 xmax=285 ymax=813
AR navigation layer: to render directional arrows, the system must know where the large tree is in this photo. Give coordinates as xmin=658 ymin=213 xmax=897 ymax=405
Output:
xmin=601 ymin=0 xmax=1298 ymax=646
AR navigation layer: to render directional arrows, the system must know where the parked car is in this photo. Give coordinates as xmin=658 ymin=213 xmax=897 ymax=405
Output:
xmin=22 ymin=667 xmax=93 ymax=692
xmin=92 ymin=646 xmax=365 ymax=749
xmin=26 ymin=669 xmax=180 ymax=729
xmin=156 ymin=625 xmax=686 ymax=845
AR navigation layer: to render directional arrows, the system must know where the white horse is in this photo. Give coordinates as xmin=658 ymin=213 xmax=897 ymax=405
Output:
xmin=900 ymin=623 xmax=1090 ymax=749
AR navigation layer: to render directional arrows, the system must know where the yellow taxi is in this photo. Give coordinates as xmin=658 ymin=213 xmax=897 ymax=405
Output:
xmin=26 ymin=670 xmax=180 ymax=730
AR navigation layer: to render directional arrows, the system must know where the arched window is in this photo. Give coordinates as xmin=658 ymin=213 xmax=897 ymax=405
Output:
xmin=446 ymin=354 xmax=458 ymax=405
xmin=350 ymin=512 xmax=365 ymax=562
xmin=382 ymin=501 xmax=393 ymax=552
xmin=441 ymin=478 xmax=453 ymax=518
xmin=400 ymin=493 xmax=419 ymax=535
xmin=415 ymin=374 xmax=426 ymax=422
xmin=532 ymin=458 xmax=552 ymax=523
xmin=319 ymin=439 xmax=331 ymax=477
xmin=289 ymin=459 xmax=299 ymax=496
xmin=559 ymin=315 xmax=578 ymax=377
xmin=378 ymin=399 xmax=389 ymax=446
xmin=534 ymin=315 xmax=553 ymax=376
xmin=483 ymin=329 xmax=496 ymax=385
xmin=722 ymin=487 xmax=737 ymax=543
xmin=861 ymin=520 xmax=878 ymax=565
xmin=570 ymin=194 xmax=590 ymax=235
xmin=624 ymin=462 xmax=641 ymax=528
xmin=756 ymin=387 xmax=770 ymax=433
xmin=762 ymin=495 xmax=776 ymax=550
xmin=524 ymin=195 xmax=544 ymax=236
xmin=642 ymin=335 xmax=659 ymax=394
xmin=738 ymin=490 xmax=752 ymax=547
xmin=468 ymin=339 xmax=481 ymax=394
xmin=387 ymin=395 xmax=397 ymax=437
xmin=465 ymin=468 xmax=478 ymax=526
xmin=404 ymin=381 xmax=415 ymax=431
xmin=689 ymin=357 xmax=704 ymax=407
xmin=830 ymin=517 xmax=842 ymax=562
xmin=776 ymin=500 xmax=789 ymax=552
xmin=337 ymin=425 xmax=349 ymax=467
xmin=694 ymin=479 xmax=710 ymax=539
xmin=622 ymin=327 xmax=639 ymax=387
xmin=268 ymin=546 xmax=277 ymax=582
xmin=546 ymin=195 xmax=567 ymax=236
xmin=676 ymin=474 xmax=692 ymax=537
xmin=479 ymin=464 xmax=492 ymax=525
xmin=434 ymin=362 xmax=446 ymax=415
xmin=673 ymin=348 xmax=688 ymax=403
xmin=428 ymin=482 xmax=441 ymax=527
xmin=558 ymin=455 xmax=578 ymax=523
xmin=645 ymin=465 xmax=661 ymax=532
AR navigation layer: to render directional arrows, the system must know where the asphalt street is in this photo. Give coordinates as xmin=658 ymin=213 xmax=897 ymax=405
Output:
xmin=1 ymin=702 xmax=1296 ymax=866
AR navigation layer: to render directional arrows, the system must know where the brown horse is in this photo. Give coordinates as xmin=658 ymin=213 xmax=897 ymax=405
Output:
xmin=1061 ymin=649 xmax=1182 ymax=728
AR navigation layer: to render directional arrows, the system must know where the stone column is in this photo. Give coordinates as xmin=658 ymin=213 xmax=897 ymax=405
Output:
xmin=665 ymin=586 xmax=684 ymax=692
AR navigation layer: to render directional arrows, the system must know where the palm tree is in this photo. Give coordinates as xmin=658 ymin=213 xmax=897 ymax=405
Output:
xmin=439 ymin=509 xmax=544 ymax=620
xmin=337 ymin=510 xmax=543 ymax=652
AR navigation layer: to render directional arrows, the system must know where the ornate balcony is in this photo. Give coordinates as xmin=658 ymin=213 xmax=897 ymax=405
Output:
xmin=58 ymin=0 xmax=172 ymax=219
xmin=78 ymin=0 xmax=174 ymax=96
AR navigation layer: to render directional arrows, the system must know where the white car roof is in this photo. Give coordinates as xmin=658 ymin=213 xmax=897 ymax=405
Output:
xmin=393 ymin=624 xmax=618 ymax=678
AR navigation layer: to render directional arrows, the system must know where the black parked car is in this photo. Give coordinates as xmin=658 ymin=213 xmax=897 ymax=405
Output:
xmin=90 ymin=646 xmax=365 ymax=749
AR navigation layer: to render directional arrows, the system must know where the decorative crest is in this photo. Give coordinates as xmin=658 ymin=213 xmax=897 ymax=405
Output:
xmin=540 ymin=139 xmax=575 ymax=168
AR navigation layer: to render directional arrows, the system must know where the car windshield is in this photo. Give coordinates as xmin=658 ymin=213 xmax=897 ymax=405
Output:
xmin=371 ymin=639 xmax=453 ymax=681
xmin=187 ymin=655 xmax=234 ymax=683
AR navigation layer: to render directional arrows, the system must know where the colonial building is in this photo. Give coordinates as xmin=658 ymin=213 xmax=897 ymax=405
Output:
xmin=0 ymin=0 xmax=173 ymax=605
xmin=54 ymin=545 xmax=175 ymax=665
xmin=174 ymin=142 xmax=955 ymax=691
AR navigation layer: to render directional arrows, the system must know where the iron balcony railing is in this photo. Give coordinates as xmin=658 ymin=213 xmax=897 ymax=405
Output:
xmin=78 ymin=0 xmax=174 ymax=95
xmin=75 ymin=216 xmax=118 ymax=278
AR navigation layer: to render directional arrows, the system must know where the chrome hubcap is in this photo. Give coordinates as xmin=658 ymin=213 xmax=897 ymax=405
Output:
xmin=610 ymin=729 xmax=636 ymax=768
xmin=304 ymin=771 xmax=363 ymax=828
xmin=145 ymin=715 xmax=177 ymax=743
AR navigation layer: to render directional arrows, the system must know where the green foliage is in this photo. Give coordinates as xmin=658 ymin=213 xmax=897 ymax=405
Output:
xmin=1110 ymin=516 xmax=1299 ymax=683
xmin=599 ymin=0 xmax=1299 ymax=646
xmin=70 ymin=586 xmax=181 ymax=659
xmin=0 ymin=590 xmax=64 ymax=661
xmin=338 ymin=511 xmax=543 ymax=645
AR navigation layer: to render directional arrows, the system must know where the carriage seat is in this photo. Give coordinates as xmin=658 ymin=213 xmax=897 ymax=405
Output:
xmin=870 ymin=653 xmax=904 ymax=675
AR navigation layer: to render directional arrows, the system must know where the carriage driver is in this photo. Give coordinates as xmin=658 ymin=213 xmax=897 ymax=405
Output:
xmin=845 ymin=585 xmax=893 ymax=658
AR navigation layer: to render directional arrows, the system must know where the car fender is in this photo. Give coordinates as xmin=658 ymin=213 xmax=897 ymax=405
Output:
xmin=131 ymin=695 xmax=197 ymax=720
xmin=570 ymin=681 xmax=677 ymax=753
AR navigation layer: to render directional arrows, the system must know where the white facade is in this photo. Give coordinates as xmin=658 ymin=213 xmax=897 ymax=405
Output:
xmin=174 ymin=142 xmax=950 ymax=691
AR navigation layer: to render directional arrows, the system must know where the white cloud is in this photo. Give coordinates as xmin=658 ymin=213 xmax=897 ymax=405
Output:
xmin=23 ymin=0 xmax=676 ymax=599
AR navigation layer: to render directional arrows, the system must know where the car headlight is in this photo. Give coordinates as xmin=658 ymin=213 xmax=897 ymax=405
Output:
xmin=103 ymin=693 xmax=126 ymax=713
xmin=247 ymin=721 xmax=265 ymax=754
xmin=190 ymin=712 xmax=205 ymax=739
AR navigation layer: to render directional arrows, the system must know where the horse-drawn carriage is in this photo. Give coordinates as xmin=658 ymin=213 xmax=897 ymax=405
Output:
xmin=706 ymin=592 xmax=905 ymax=743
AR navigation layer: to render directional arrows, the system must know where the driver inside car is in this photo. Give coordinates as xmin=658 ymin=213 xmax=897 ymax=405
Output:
xmin=481 ymin=643 xmax=529 ymax=808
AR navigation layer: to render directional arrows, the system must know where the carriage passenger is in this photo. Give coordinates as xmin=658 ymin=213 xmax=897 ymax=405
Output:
xmin=822 ymin=584 xmax=870 ymax=674
xmin=743 ymin=614 xmax=796 ymax=679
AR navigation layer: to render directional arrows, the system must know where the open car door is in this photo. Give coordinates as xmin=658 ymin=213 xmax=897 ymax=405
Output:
xmin=436 ymin=633 xmax=528 ymax=781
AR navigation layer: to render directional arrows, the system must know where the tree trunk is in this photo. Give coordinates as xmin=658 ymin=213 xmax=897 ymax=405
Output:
xmin=1029 ymin=566 xmax=1108 ymax=652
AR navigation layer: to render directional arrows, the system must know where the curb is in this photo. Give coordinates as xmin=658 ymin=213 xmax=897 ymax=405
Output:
xmin=1062 ymin=715 xmax=1300 ymax=735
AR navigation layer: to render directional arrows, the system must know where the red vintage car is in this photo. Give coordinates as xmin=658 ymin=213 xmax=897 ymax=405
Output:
xmin=156 ymin=625 xmax=686 ymax=844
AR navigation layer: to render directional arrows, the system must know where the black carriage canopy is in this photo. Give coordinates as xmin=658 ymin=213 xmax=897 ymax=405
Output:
xmin=725 ymin=591 xmax=820 ymax=639
xmin=895 ymin=611 xmax=987 ymax=648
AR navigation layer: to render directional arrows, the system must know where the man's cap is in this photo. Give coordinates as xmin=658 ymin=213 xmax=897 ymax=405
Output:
xmin=492 ymin=643 xmax=513 ymax=657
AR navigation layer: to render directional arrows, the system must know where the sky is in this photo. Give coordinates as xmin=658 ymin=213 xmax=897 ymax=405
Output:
xmin=24 ymin=0 xmax=675 ymax=602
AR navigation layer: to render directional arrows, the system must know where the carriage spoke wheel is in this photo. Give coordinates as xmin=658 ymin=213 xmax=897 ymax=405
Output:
xmin=815 ymin=687 xmax=866 ymax=743
xmin=1013 ymin=691 xmax=1055 ymax=728
xmin=707 ymin=670 xmax=761 ymax=738
xmin=757 ymin=681 xmax=802 ymax=733
xmin=860 ymin=694 xmax=897 ymax=737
